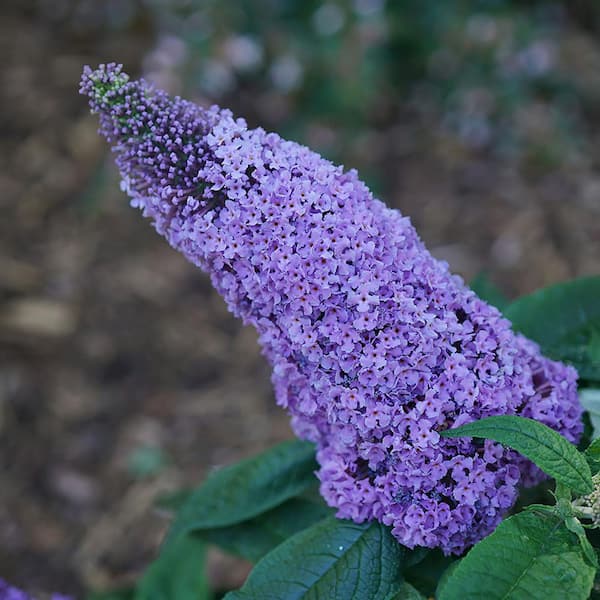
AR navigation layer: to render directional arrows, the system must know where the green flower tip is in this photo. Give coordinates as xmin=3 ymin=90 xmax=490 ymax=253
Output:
xmin=80 ymin=63 xmax=131 ymax=112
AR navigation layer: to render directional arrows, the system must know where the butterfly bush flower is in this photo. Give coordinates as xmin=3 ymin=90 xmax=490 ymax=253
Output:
xmin=81 ymin=64 xmax=582 ymax=554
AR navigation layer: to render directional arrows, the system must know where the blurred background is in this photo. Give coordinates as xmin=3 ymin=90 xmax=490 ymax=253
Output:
xmin=1 ymin=0 xmax=600 ymax=596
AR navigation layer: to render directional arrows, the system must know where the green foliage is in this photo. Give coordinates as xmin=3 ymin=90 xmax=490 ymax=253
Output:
xmin=564 ymin=514 xmax=599 ymax=568
xmin=98 ymin=274 xmax=600 ymax=597
xmin=581 ymin=389 xmax=600 ymax=440
xmin=166 ymin=440 xmax=318 ymax=546
xmin=198 ymin=497 xmax=333 ymax=562
xmin=223 ymin=517 xmax=404 ymax=600
xmin=585 ymin=436 xmax=600 ymax=475
xmin=384 ymin=581 xmax=427 ymax=599
xmin=135 ymin=535 xmax=212 ymax=600
xmin=437 ymin=511 xmax=595 ymax=600
xmin=505 ymin=276 xmax=600 ymax=382
xmin=158 ymin=489 xmax=332 ymax=547
xmin=441 ymin=415 xmax=594 ymax=495
xmin=117 ymin=413 xmax=600 ymax=599
xmin=404 ymin=551 xmax=457 ymax=598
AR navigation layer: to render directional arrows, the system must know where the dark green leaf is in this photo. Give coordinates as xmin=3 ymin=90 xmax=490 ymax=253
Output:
xmin=441 ymin=415 xmax=593 ymax=495
xmin=200 ymin=497 xmax=333 ymax=562
xmin=403 ymin=546 xmax=430 ymax=569
xmin=135 ymin=535 xmax=211 ymax=600
xmin=470 ymin=273 xmax=509 ymax=311
xmin=554 ymin=481 xmax=572 ymax=502
xmin=504 ymin=276 xmax=600 ymax=381
xmin=435 ymin=561 xmax=460 ymax=597
xmin=437 ymin=511 xmax=595 ymax=600
xmin=384 ymin=581 xmax=426 ymax=599
xmin=592 ymin=566 xmax=600 ymax=600
xmin=586 ymin=437 xmax=600 ymax=460
xmin=580 ymin=389 xmax=600 ymax=441
xmin=585 ymin=435 xmax=600 ymax=475
xmin=404 ymin=550 xmax=456 ymax=598
xmin=564 ymin=516 xmax=598 ymax=568
xmin=166 ymin=440 xmax=317 ymax=545
xmin=224 ymin=517 xmax=404 ymax=600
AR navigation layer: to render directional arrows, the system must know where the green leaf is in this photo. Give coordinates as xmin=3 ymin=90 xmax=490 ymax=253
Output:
xmin=437 ymin=511 xmax=596 ymax=600
xmin=135 ymin=535 xmax=212 ymax=600
xmin=585 ymin=436 xmax=600 ymax=476
xmin=384 ymin=581 xmax=426 ymax=599
xmin=586 ymin=436 xmax=600 ymax=461
xmin=554 ymin=481 xmax=572 ymax=502
xmin=564 ymin=516 xmax=598 ymax=568
xmin=166 ymin=440 xmax=317 ymax=545
xmin=435 ymin=561 xmax=460 ymax=597
xmin=470 ymin=273 xmax=509 ymax=311
xmin=403 ymin=546 xmax=430 ymax=569
xmin=580 ymin=389 xmax=600 ymax=441
xmin=592 ymin=573 xmax=600 ymax=600
xmin=224 ymin=517 xmax=404 ymax=600
xmin=441 ymin=415 xmax=593 ymax=495
xmin=200 ymin=497 xmax=333 ymax=562
xmin=404 ymin=550 xmax=456 ymax=598
xmin=504 ymin=276 xmax=600 ymax=381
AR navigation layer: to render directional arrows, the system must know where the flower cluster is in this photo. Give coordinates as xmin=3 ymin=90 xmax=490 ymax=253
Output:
xmin=81 ymin=64 xmax=582 ymax=554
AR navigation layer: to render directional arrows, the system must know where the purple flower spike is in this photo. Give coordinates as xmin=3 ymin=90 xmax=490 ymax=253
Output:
xmin=81 ymin=64 xmax=583 ymax=555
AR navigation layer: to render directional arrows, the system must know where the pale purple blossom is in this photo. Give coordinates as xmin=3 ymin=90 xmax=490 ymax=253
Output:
xmin=81 ymin=64 xmax=583 ymax=555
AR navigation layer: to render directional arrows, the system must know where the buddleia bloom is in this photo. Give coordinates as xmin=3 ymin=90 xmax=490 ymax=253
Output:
xmin=81 ymin=63 xmax=582 ymax=554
